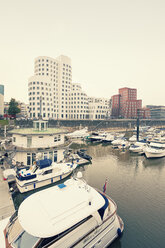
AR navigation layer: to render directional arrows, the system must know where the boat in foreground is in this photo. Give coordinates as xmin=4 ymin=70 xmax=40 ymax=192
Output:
xmin=3 ymin=173 xmax=124 ymax=248
xmin=16 ymin=158 xmax=77 ymax=193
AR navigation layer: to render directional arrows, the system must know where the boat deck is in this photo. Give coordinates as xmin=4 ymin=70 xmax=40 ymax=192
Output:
xmin=0 ymin=167 xmax=15 ymax=220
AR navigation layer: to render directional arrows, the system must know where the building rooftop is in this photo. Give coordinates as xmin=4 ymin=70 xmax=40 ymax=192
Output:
xmin=9 ymin=128 xmax=68 ymax=135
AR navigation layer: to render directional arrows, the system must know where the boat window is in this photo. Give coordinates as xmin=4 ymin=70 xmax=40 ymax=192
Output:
xmin=36 ymin=216 xmax=92 ymax=248
xmin=151 ymin=146 xmax=162 ymax=149
xmin=27 ymin=153 xmax=31 ymax=166
xmin=33 ymin=165 xmax=38 ymax=173
xmin=12 ymin=231 xmax=40 ymax=248
xmin=43 ymin=169 xmax=52 ymax=175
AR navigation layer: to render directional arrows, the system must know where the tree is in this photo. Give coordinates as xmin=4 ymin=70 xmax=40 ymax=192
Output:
xmin=8 ymin=98 xmax=21 ymax=118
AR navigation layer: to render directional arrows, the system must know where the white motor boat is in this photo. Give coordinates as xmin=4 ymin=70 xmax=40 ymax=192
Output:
xmin=2 ymin=173 xmax=124 ymax=248
xmin=144 ymin=145 xmax=165 ymax=159
xmin=112 ymin=138 xmax=129 ymax=148
xmin=118 ymin=140 xmax=130 ymax=150
xmin=3 ymin=169 xmax=16 ymax=183
xmin=129 ymin=141 xmax=147 ymax=155
xmin=129 ymin=135 xmax=143 ymax=142
xmin=87 ymin=131 xmax=107 ymax=143
xmin=16 ymin=159 xmax=77 ymax=193
xmin=66 ymin=127 xmax=89 ymax=139
xmin=65 ymin=152 xmax=90 ymax=166
xmin=102 ymin=133 xmax=116 ymax=143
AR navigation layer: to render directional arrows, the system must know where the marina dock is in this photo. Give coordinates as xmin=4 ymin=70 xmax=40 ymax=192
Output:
xmin=0 ymin=167 xmax=15 ymax=220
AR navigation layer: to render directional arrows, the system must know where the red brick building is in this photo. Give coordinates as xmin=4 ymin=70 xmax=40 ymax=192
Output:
xmin=111 ymin=87 xmax=150 ymax=119
xmin=111 ymin=94 xmax=120 ymax=118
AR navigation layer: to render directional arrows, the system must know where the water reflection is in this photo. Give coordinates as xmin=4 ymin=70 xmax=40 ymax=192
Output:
xmin=143 ymin=156 xmax=165 ymax=170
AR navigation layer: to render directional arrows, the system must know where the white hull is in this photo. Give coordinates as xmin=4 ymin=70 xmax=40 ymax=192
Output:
xmin=16 ymin=171 xmax=72 ymax=193
xmin=129 ymin=147 xmax=144 ymax=154
xmin=145 ymin=151 xmax=165 ymax=158
xmin=49 ymin=214 xmax=123 ymax=248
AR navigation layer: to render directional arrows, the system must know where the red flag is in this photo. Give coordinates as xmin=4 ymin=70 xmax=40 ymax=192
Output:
xmin=103 ymin=179 xmax=107 ymax=193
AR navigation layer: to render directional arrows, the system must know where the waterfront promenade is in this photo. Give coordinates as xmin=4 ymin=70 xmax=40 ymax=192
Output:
xmin=0 ymin=167 xmax=15 ymax=220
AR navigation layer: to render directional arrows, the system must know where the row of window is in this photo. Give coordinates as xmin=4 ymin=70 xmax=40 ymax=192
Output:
xmin=29 ymin=82 xmax=52 ymax=86
xmin=27 ymin=151 xmax=58 ymax=166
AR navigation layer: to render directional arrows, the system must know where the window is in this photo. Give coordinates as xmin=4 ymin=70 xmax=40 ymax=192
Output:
xmin=54 ymin=151 xmax=57 ymax=162
xmin=44 ymin=152 xmax=48 ymax=159
xmin=43 ymin=169 xmax=52 ymax=175
xmin=27 ymin=153 xmax=31 ymax=166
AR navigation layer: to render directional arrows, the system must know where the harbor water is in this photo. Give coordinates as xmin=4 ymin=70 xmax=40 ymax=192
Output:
xmin=13 ymin=142 xmax=165 ymax=248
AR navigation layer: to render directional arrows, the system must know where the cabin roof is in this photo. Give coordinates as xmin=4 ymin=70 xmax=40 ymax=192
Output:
xmin=18 ymin=178 xmax=105 ymax=238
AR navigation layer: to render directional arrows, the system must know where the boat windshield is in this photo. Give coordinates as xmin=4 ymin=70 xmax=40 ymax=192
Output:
xmin=12 ymin=230 xmax=39 ymax=248
xmin=6 ymin=215 xmax=40 ymax=248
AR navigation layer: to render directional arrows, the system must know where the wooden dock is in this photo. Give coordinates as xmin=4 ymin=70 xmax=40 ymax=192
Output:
xmin=0 ymin=168 xmax=15 ymax=220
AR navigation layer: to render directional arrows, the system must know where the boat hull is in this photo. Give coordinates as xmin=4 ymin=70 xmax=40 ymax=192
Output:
xmin=16 ymin=171 xmax=72 ymax=193
xmin=129 ymin=147 xmax=144 ymax=154
xmin=145 ymin=151 xmax=165 ymax=158
xmin=47 ymin=214 xmax=123 ymax=248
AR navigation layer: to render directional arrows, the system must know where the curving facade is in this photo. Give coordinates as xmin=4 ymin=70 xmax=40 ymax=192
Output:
xmin=28 ymin=55 xmax=72 ymax=119
xmin=28 ymin=55 xmax=110 ymax=120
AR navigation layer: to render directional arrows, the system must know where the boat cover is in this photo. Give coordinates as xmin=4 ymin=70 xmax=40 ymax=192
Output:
xmin=18 ymin=178 xmax=105 ymax=238
xmin=36 ymin=159 xmax=52 ymax=169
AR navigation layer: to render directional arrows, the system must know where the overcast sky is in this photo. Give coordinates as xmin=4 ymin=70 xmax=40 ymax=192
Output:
xmin=0 ymin=0 xmax=165 ymax=106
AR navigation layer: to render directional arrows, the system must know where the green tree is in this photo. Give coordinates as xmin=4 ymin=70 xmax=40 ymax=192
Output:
xmin=8 ymin=98 xmax=21 ymax=118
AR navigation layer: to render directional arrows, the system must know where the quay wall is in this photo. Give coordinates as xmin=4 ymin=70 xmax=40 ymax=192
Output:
xmin=12 ymin=119 xmax=165 ymax=131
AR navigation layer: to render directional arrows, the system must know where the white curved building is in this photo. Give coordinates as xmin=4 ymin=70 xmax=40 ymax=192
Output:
xmin=28 ymin=55 xmax=72 ymax=120
xmin=0 ymin=84 xmax=4 ymax=116
xmin=28 ymin=55 xmax=110 ymax=120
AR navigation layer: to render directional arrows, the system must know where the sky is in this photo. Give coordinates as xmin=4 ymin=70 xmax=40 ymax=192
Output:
xmin=0 ymin=0 xmax=165 ymax=106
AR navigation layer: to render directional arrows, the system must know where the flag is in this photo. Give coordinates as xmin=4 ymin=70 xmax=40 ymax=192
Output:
xmin=103 ymin=179 xmax=107 ymax=193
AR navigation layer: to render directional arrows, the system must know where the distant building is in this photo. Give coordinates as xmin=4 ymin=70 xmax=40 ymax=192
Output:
xmin=111 ymin=94 xmax=120 ymax=118
xmin=0 ymin=85 xmax=4 ymax=116
xmin=17 ymin=102 xmax=29 ymax=118
xmin=111 ymin=87 xmax=150 ymax=119
xmin=88 ymin=97 xmax=110 ymax=120
xmin=146 ymin=105 xmax=165 ymax=119
xmin=4 ymin=101 xmax=29 ymax=119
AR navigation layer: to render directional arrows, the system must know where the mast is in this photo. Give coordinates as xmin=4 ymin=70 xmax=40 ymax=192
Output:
xmin=136 ymin=109 xmax=140 ymax=141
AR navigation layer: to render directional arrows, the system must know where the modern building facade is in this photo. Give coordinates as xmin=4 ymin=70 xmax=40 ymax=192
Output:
xmin=111 ymin=87 xmax=150 ymax=119
xmin=88 ymin=97 xmax=110 ymax=120
xmin=111 ymin=94 xmax=120 ymax=118
xmin=28 ymin=55 xmax=110 ymax=120
xmin=0 ymin=84 xmax=4 ymax=116
xmin=146 ymin=105 xmax=165 ymax=119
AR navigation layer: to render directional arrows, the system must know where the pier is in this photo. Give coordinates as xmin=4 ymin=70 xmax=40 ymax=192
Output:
xmin=0 ymin=167 xmax=15 ymax=220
